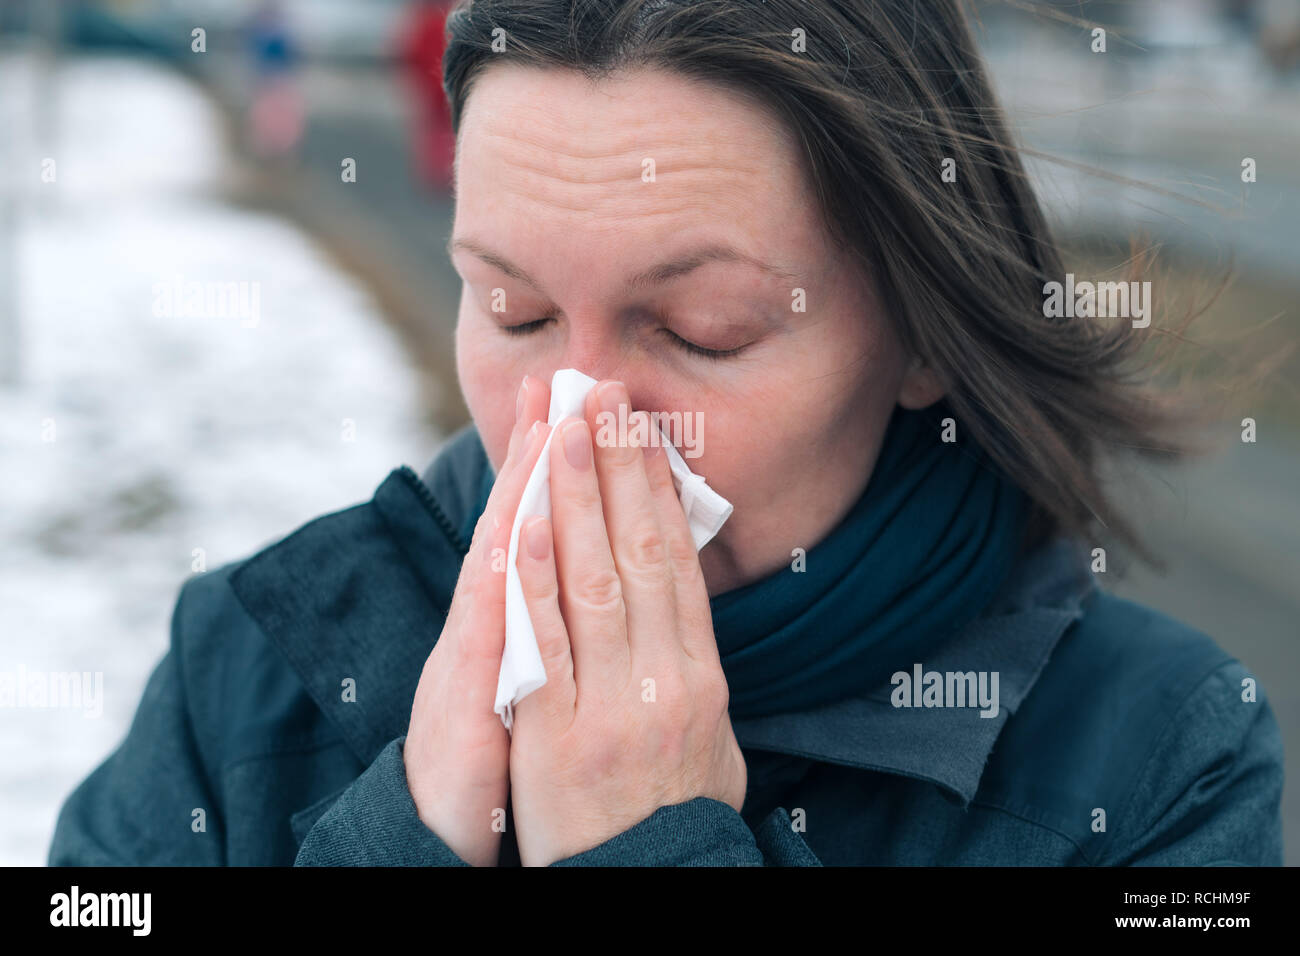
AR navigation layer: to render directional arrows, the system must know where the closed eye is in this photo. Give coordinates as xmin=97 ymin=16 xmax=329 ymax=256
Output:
xmin=499 ymin=318 xmax=553 ymax=337
xmin=660 ymin=328 xmax=748 ymax=360
xmin=498 ymin=315 xmax=749 ymax=360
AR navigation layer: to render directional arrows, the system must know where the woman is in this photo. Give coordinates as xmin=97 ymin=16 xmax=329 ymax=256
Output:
xmin=50 ymin=0 xmax=1283 ymax=866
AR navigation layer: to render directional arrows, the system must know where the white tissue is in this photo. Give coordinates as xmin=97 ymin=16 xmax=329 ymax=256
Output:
xmin=494 ymin=369 xmax=733 ymax=731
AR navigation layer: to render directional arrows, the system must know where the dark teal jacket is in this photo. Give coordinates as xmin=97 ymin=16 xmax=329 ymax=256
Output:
xmin=48 ymin=425 xmax=1285 ymax=865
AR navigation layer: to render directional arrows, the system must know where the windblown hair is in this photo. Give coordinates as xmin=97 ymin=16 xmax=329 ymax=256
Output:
xmin=442 ymin=0 xmax=1216 ymax=559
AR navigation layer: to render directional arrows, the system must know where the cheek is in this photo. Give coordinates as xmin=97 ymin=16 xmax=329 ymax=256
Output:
xmin=695 ymin=320 xmax=901 ymax=526
xmin=667 ymin=381 xmax=796 ymax=505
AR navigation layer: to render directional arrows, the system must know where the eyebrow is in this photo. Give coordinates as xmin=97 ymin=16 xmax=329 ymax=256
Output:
xmin=446 ymin=237 xmax=798 ymax=294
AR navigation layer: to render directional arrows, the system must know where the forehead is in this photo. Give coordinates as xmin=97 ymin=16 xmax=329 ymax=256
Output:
xmin=453 ymin=64 xmax=821 ymax=252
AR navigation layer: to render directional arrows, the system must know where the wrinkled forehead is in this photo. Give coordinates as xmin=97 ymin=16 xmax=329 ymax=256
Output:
xmin=452 ymin=63 xmax=829 ymax=292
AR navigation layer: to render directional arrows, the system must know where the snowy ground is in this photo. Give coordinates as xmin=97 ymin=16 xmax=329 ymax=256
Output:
xmin=0 ymin=54 xmax=440 ymax=865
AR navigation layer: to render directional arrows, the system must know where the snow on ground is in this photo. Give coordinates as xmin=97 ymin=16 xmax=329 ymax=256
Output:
xmin=0 ymin=54 xmax=440 ymax=865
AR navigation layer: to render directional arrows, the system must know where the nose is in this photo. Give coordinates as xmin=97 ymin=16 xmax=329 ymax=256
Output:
xmin=560 ymin=320 xmax=629 ymax=391
xmin=551 ymin=314 xmax=665 ymax=415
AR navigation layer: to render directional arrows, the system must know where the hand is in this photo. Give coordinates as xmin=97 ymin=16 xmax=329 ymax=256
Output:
xmin=404 ymin=375 xmax=552 ymax=866
xmin=508 ymin=380 xmax=747 ymax=867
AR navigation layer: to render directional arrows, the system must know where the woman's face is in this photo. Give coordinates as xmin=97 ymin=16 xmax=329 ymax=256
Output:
xmin=451 ymin=65 xmax=942 ymax=596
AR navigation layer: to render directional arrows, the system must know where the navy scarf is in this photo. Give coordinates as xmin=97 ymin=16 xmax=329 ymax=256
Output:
xmin=709 ymin=401 xmax=1030 ymax=720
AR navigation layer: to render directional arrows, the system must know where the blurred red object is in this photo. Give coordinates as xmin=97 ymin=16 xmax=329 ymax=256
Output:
xmin=250 ymin=78 xmax=306 ymax=157
xmin=245 ymin=0 xmax=305 ymax=159
xmin=399 ymin=1 xmax=457 ymax=192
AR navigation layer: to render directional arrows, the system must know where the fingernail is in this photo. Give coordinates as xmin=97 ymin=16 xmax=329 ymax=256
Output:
xmin=525 ymin=516 xmax=550 ymax=560
xmin=598 ymin=380 xmax=625 ymax=419
xmin=516 ymin=377 xmax=529 ymax=419
xmin=562 ymin=419 xmax=591 ymax=471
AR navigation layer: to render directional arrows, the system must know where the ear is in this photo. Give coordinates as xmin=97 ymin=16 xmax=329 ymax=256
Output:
xmin=897 ymin=353 xmax=946 ymax=410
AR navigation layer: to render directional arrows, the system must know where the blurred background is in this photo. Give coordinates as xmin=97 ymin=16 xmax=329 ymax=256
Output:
xmin=0 ymin=0 xmax=1296 ymax=865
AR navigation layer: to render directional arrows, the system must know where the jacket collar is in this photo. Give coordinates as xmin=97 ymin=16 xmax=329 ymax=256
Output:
xmin=726 ymin=535 xmax=1095 ymax=805
xmin=230 ymin=424 xmax=1097 ymax=808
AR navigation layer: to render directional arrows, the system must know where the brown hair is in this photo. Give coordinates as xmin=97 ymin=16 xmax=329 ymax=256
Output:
xmin=441 ymin=0 xmax=1238 ymax=561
